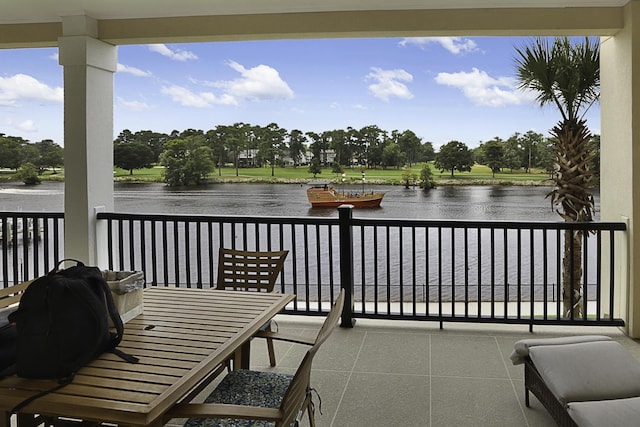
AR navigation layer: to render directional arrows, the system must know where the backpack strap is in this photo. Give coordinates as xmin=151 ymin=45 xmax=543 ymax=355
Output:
xmin=57 ymin=259 xmax=139 ymax=364
xmin=10 ymin=377 xmax=73 ymax=415
xmin=99 ymin=277 xmax=139 ymax=363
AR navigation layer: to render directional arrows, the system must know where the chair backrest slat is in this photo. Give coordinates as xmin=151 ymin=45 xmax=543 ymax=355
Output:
xmin=216 ymin=248 xmax=288 ymax=292
xmin=278 ymin=290 xmax=345 ymax=427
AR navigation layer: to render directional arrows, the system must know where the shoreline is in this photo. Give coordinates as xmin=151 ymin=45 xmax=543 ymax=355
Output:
xmin=112 ymin=176 xmax=557 ymax=187
xmin=2 ymin=173 xmax=560 ymax=187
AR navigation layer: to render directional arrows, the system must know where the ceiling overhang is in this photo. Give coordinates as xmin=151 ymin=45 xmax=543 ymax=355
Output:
xmin=0 ymin=0 xmax=630 ymax=48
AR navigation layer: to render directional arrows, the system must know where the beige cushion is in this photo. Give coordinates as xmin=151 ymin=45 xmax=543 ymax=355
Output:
xmin=529 ymin=340 xmax=640 ymax=405
xmin=510 ymin=335 xmax=612 ymax=365
xmin=568 ymin=397 xmax=640 ymax=427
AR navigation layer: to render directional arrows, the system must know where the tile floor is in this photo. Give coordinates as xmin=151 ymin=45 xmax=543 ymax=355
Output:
xmin=169 ymin=315 xmax=640 ymax=427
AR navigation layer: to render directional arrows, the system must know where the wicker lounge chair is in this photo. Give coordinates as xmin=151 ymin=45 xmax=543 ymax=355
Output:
xmin=511 ymin=336 xmax=640 ymax=427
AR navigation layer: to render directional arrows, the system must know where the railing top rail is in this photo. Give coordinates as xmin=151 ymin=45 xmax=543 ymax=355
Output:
xmin=96 ymin=211 xmax=340 ymax=226
xmin=351 ymin=217 xmax=627 ymax=231
xmin=0 ymin=212 xmax=64 ymax=219
xmin=96 ymin=211 xmax=626 ymax=231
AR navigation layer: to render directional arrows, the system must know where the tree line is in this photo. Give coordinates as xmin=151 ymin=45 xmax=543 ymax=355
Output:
xmin=112 ymin=124 xmax=438 ymax=185
xmin=0 ymin=134 xmax=64 ymax=184
xmin=439 ymin=131 xmax=600 ymax=178
xmin=0 ymin=123 xmax=600 ymax=186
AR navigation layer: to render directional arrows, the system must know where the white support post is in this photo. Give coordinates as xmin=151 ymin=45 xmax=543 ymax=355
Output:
xmin=600 ymin=1 xmax=640 ymax=336
xmin=58 ymin=16 xmax=116 ymax=266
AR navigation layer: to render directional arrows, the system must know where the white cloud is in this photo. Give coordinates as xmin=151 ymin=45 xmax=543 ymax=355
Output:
xmin=117 ymin=97 xmax=151 ymax=111
xmin=147 ymin=44 xmax=198 ymax=61
xmin=16 ymin=120 xmax=37 ymax=132
xmin=365 ymin=67 xmax=414 ymax=102
xmin=400 ymin=37 xmax=478 ymax=55
xmin=117 ymin=63 xmax=152 ymax=77
xmin=161 ymin=85 xmax=237 ymax=107
xmin=435 ymin=67 xmax=533 ymax=107
xmin=0 ymin=74 xmax=63 ymax=106
xmin=185 ymin=60 xmax=294 ymax=106
xmin=203 ymin=60 xmax=294 ymax=102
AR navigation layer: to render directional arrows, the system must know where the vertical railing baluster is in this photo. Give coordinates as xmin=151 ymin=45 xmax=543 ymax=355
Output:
xmin=411 ymin=227 xmax=417 ymax=316
xmin=609 ymin=230 xmax=616 ymax=320
xmin=529 ymin=228 xmax=534 ymax=332
xmin=463 ymin=227 xmax=468 ymax=318
xmin=315 ymin=223 xmax=322 ymax=310
xmin=373 ymin=225 xmax=379 ymax=315
xmin=517 ymin=229 xmax=522 ymax=320
xmin=399 ymin=226 xmax=404 ymax=316
xmin=302 ymin=224 xmax=310 ymax=309
xmin=359 ymin=224 xmax=366 ymax=315
xmin=327 ymin=223 xmax=335 ymax=304
xmin=451 ymin=227 xmax=455 ymax=319
xmin=128 ymin=219 xmax=135 ymax=269
xmin=596 ymin=230 xmax=602 ymax=320
xmin=543 ymin=229 xmax=548 ymax=321
xmin=151 ymin=220 xmax=158 ymax=286
xmin=491 ymin=226 xmax=496 ymax=319
xmin=477 ymin=227 xmax=482 ymax=319
xmin=556 ymin=230 xmax=562 ymax=320
xmin=425 ymin=226 xmax=430 ymax=317
xmin=438 ymin=226 xmax=443 ymax=329
xmin=386 ymin=225 xmax=391 ymax=316
xmin=185 ymin=221 xmax=192 ymax=287
xmin=43 ymin=218 xmax=51 ymax=273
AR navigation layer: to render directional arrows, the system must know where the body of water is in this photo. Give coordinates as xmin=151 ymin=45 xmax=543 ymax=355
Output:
xmin=0 ymin=181 xmax=607 ymax=304
xmin=0 ymin=181 xmax=600 ymax=221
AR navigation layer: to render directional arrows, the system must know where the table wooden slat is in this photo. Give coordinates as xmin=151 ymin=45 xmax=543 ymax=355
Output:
xmin=0 ymin=288 xmax=294 ymax=426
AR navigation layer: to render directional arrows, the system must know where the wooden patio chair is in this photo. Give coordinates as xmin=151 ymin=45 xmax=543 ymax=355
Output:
xmin=167 ymin=290 xmax=345 ymax=427
xmin=215 ymin=248 xmax=289 ymax=366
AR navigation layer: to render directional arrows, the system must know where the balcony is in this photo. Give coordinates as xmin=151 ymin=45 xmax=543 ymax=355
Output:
xmin=0 ymin=209 xmax=633 ymax=426
xmin=166 ymin=315 xmax=639 ymax=427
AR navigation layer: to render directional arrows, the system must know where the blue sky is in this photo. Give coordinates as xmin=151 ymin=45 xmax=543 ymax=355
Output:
xmin=0 ymin=36 xmax=600 ymax=150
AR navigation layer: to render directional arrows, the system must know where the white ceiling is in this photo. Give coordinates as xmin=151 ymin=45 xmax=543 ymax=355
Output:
xmin=0 ymin=0 xmax=631 ymax=24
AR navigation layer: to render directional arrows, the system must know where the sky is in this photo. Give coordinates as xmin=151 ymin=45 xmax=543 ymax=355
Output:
xmin=0 ymin=36 xmax=600 ymax=150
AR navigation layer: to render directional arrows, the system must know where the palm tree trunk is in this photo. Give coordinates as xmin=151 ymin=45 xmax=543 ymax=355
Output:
xmin=562 ymin=229 xmax=583 ymax=318
xmin=549 ymin=118 xmax=595 ymax=318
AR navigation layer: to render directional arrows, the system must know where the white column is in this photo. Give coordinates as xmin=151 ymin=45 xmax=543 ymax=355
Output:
xmin=58 ymin=16 xmax=116 ymax=265
xmin=601 ymin=1 xmax=640 ymax=336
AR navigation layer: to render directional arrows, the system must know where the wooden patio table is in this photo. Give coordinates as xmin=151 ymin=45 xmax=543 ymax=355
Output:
xmin=0 ymin=287 xmax=295 ymax=427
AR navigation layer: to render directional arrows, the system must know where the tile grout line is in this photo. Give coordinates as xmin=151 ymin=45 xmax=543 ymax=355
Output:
xmin=329 ymin=329 xmax=367 ymax=427
xmin=494 ymin=335 xmax=531 ymax=427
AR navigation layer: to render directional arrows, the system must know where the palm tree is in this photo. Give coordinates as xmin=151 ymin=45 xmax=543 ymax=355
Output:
xmin=515 ymin=37 xmax=599 ymax=318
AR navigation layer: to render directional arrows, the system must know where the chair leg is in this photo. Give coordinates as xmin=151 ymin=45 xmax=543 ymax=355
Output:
xmin=267 ymin=337 xmax=277 ymax=367
xmin=306 ymin=394 xmax=316 ymax=427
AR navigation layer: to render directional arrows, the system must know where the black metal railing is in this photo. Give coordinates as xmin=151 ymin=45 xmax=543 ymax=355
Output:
xmin=95 ymin=207 xmax=627 ymax=329
xmin=0 ymin=212 xmax=64 ymax=288
xmin=0 ymin=209 xmax=627 ymax=329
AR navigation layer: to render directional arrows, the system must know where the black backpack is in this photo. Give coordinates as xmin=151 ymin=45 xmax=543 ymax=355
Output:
xmin=7 ymin=259 xmax=138 ymax=412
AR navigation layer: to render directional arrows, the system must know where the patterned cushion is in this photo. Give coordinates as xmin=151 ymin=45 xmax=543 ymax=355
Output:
xmin=184 ymin=369 xmax=294 ymax=427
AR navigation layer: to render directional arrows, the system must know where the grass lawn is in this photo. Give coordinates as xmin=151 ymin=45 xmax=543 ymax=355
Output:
xmin=1 ymin=163 xmax=554 ymax=185
xmin=112 ymin=163 xmax=553 ymax=185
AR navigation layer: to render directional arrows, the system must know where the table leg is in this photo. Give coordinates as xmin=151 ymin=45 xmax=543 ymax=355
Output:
xmin=236 ymin=340 xmax=252 ymax=369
